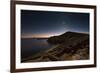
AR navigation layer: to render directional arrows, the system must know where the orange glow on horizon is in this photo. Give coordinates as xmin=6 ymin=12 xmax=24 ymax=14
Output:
xmin=21 ymin=34 xmax=53 ymax=38
xmin=21 ymin=32 xmax=63 ymax=38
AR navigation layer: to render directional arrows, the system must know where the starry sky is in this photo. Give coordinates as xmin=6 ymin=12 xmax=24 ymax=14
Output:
xmin=21 ymin=10 xmax=89 ymax=38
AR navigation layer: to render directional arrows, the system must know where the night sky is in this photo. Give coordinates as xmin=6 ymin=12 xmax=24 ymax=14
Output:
xmin=21 ymin=10 xmax=89 ymax=38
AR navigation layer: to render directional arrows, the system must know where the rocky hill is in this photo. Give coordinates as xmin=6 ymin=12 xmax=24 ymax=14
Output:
xmin=22 ymin=31 xmax=89 ymax=62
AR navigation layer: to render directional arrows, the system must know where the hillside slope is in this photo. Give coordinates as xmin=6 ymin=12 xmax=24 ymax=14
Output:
xmin=22 ymin=31 xmax=89 ymax=62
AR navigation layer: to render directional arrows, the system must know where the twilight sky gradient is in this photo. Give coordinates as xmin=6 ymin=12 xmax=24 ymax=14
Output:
xmin=21 ymin=10 xmax=89 ymax=38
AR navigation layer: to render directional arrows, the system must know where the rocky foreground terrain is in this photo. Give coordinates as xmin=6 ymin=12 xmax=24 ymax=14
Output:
xmin=22 ymin=31 xmax=89 ymax=62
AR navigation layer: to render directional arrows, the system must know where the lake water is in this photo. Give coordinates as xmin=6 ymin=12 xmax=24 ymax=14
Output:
xmin=21 ymin=38 xmax=53 ymax=59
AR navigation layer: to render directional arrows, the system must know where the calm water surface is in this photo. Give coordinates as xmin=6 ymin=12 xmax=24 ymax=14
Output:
xmin=21 ymin=38 xmax=53 ymax=59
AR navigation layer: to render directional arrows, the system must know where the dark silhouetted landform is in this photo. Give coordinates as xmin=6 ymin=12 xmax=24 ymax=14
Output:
xmin=21 ymin=31 xmax=89 ymax=62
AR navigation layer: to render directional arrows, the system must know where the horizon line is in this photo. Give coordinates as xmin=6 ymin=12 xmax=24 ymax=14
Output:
xmin=21 ymin=31 xmax=89 ymax=39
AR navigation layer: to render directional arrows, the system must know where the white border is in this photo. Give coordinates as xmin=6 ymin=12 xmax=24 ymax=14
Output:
xmin=15 ymin=4 xmax=94 ymax=69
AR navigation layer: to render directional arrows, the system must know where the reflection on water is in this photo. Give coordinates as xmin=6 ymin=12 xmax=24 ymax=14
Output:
xmin=21 ymin=38 xmax=53 ymax=59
